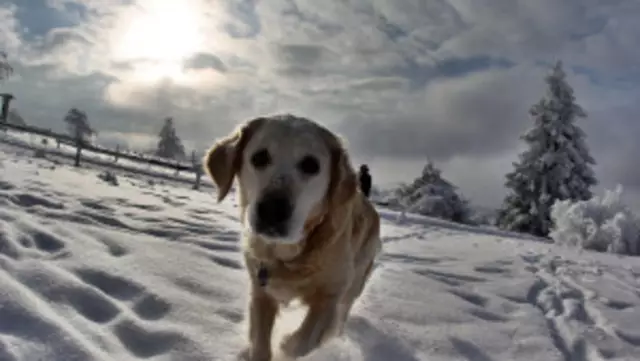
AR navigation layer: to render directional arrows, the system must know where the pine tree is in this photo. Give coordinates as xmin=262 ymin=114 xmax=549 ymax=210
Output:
xmin=155 ymin=117 xmax=186 ymax=160
xmin=496 ymin=61 xmax=597 ymax=237
xmin=395 ymin=161 xmax=470 ymax=223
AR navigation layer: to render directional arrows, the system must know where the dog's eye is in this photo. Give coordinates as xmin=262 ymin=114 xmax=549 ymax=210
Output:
xmin=298 ymin=155 xmax=320 ymax=175
xmin=251 ymin=148 xmax=271 ymax=169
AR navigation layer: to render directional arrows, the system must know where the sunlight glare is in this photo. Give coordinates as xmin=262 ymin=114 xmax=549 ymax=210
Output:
xmin=113 ymin=0 xmax=204 ymax=82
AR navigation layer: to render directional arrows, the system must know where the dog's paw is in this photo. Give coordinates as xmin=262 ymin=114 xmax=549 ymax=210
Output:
xmin=280 ymin=332 xmax=312 ymax=359
xmin=237 ymin=346 xmax=272 ymax=361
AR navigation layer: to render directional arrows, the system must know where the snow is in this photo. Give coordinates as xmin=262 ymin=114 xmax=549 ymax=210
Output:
xmin=1 ymin=142 xmax=640 ymax=361
xmin=551 ymin=185 xmax=640 ymax=256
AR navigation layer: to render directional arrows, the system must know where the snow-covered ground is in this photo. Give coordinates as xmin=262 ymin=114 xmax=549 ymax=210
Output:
xmin=1 ymin=142 xmax=640 ymax=361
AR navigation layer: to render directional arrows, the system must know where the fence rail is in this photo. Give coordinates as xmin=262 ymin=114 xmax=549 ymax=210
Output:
xmin=0 ymin=121 xmax=209 ymax=189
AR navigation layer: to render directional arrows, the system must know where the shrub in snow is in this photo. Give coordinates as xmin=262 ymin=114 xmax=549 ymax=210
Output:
xmin=550 ymin=185 xmax=640 ymax=256
xmin=496 ymin=61 xmax=597 ymax=237
xmin=98 ymin=171 xmax=119 ymax=186
xmin=392 ymin=162 xmax=470 ymax=223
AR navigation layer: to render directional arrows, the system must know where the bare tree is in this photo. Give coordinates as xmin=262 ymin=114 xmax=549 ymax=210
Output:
xmin=64 ymin=108 xmax=95 ymax=167
xmin=0 ymin=52 xmax=12 ymax=81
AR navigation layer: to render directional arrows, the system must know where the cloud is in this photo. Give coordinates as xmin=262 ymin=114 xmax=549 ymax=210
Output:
xmin=3 ymin=0 xmax=640 ymax=208
xmin=0 ymin=5 xmax=22 ymax=53
xmin=339 ymin=65 xmax=545 ymax=161
xmin=183 ymin=52 xmax=227 ymax=72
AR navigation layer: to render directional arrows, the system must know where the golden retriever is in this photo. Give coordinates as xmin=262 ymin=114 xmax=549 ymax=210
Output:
xmin=204 ymin=114 xmax=381 ymax=361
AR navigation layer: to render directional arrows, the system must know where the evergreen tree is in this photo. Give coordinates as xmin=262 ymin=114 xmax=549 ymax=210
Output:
xmin=496 ymin=61 xmax=597 ymax=237
xmin=155 ymin=117 xmax=186 ymax=160
xmin=395 ymin=161 xmax=470 ymax=223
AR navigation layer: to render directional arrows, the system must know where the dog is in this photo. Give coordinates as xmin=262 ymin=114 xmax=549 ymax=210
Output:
xmin=203 ymin=114 xmax=381 ymax=361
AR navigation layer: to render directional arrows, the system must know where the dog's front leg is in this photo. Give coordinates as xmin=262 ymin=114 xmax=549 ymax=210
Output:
xmin=239 ymin=287 xmax=278 ymax=361
xmin=280 ymin=294 xmax=340 ymax=358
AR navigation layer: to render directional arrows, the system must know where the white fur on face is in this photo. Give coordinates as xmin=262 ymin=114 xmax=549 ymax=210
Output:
xmin=238 ymin=117 xmax=332 ymax=245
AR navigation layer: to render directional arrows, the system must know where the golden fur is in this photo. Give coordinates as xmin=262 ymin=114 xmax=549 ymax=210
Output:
xmin=204 ymin=115 xmax=381 ymax=360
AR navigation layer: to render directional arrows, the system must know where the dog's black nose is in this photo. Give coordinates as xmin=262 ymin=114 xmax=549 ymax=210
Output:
xmin=255 ymin=191 xmax=292 ymax=235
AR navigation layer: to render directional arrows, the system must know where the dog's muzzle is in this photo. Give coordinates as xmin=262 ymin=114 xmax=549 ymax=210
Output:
xmin=255 ymin=190 xmax=293 ymax=237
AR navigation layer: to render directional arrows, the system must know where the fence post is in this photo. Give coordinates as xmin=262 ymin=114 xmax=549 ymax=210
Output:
xmin=74 ymin=143 xmax=82 ymax=166
xmin=74 ymin=136 xmax=83 ymax=167
xmin=192 ymin=150 xmax=203 ymax=190
xmin=0 ymin=93 xmax=13 ymax=134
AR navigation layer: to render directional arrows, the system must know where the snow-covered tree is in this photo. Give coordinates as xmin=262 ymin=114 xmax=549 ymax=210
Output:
xmin=550 ymin=185 xmax=640 ymax=256
xmin=496 ymin=61 xmax=597 ymax=237
xmin=155 ymin=117 xmax=186 ymax=160
xmin=394 ymin=161 xmax=470 ymax=223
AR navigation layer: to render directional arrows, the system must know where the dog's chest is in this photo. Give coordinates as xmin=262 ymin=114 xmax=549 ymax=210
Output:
xmin=260 ymin=263 xmax=316 ymax=305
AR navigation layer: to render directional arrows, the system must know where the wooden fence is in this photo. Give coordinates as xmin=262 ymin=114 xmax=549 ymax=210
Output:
xmin=0 ymin=121 xmax=209 ymax=190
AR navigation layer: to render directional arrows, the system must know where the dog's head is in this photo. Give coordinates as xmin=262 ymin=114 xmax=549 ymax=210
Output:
xmin=204 ymin=114 xmax=357 ymax=245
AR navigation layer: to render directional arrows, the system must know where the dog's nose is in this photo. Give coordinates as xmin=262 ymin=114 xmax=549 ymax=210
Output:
xmin=256 ymin=191 xmax=293 ymax=234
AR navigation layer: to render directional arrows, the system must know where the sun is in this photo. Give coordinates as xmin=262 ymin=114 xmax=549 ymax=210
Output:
xmin=112 ymin=0 xmax=204 ymax=82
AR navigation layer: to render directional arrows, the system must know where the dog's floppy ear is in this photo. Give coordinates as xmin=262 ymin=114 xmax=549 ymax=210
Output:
xmin=203 ymin=117 xmax=265 ymax=202
xmin=327 ymin=135 xmax=357 ymax=208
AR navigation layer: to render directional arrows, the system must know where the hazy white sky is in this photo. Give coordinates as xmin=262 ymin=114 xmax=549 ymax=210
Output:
xmin=2 ymin=0 xmax=640 ymax=208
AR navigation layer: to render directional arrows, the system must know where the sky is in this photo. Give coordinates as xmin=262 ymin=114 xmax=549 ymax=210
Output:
xmin=1 ymin=0 xmax=640 ymax=209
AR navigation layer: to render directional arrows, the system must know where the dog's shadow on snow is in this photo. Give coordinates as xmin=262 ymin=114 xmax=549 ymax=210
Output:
xmin=345 ymin=316 xmax=419 ymax=361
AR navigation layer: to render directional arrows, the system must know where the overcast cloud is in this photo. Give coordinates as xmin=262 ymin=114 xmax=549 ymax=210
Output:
xmin=1 ymin=0 xmax=640 ymax=208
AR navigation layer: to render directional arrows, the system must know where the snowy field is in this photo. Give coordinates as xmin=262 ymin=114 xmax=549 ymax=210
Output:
xmin=1 ymin=142 xmax=640 ymax=361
